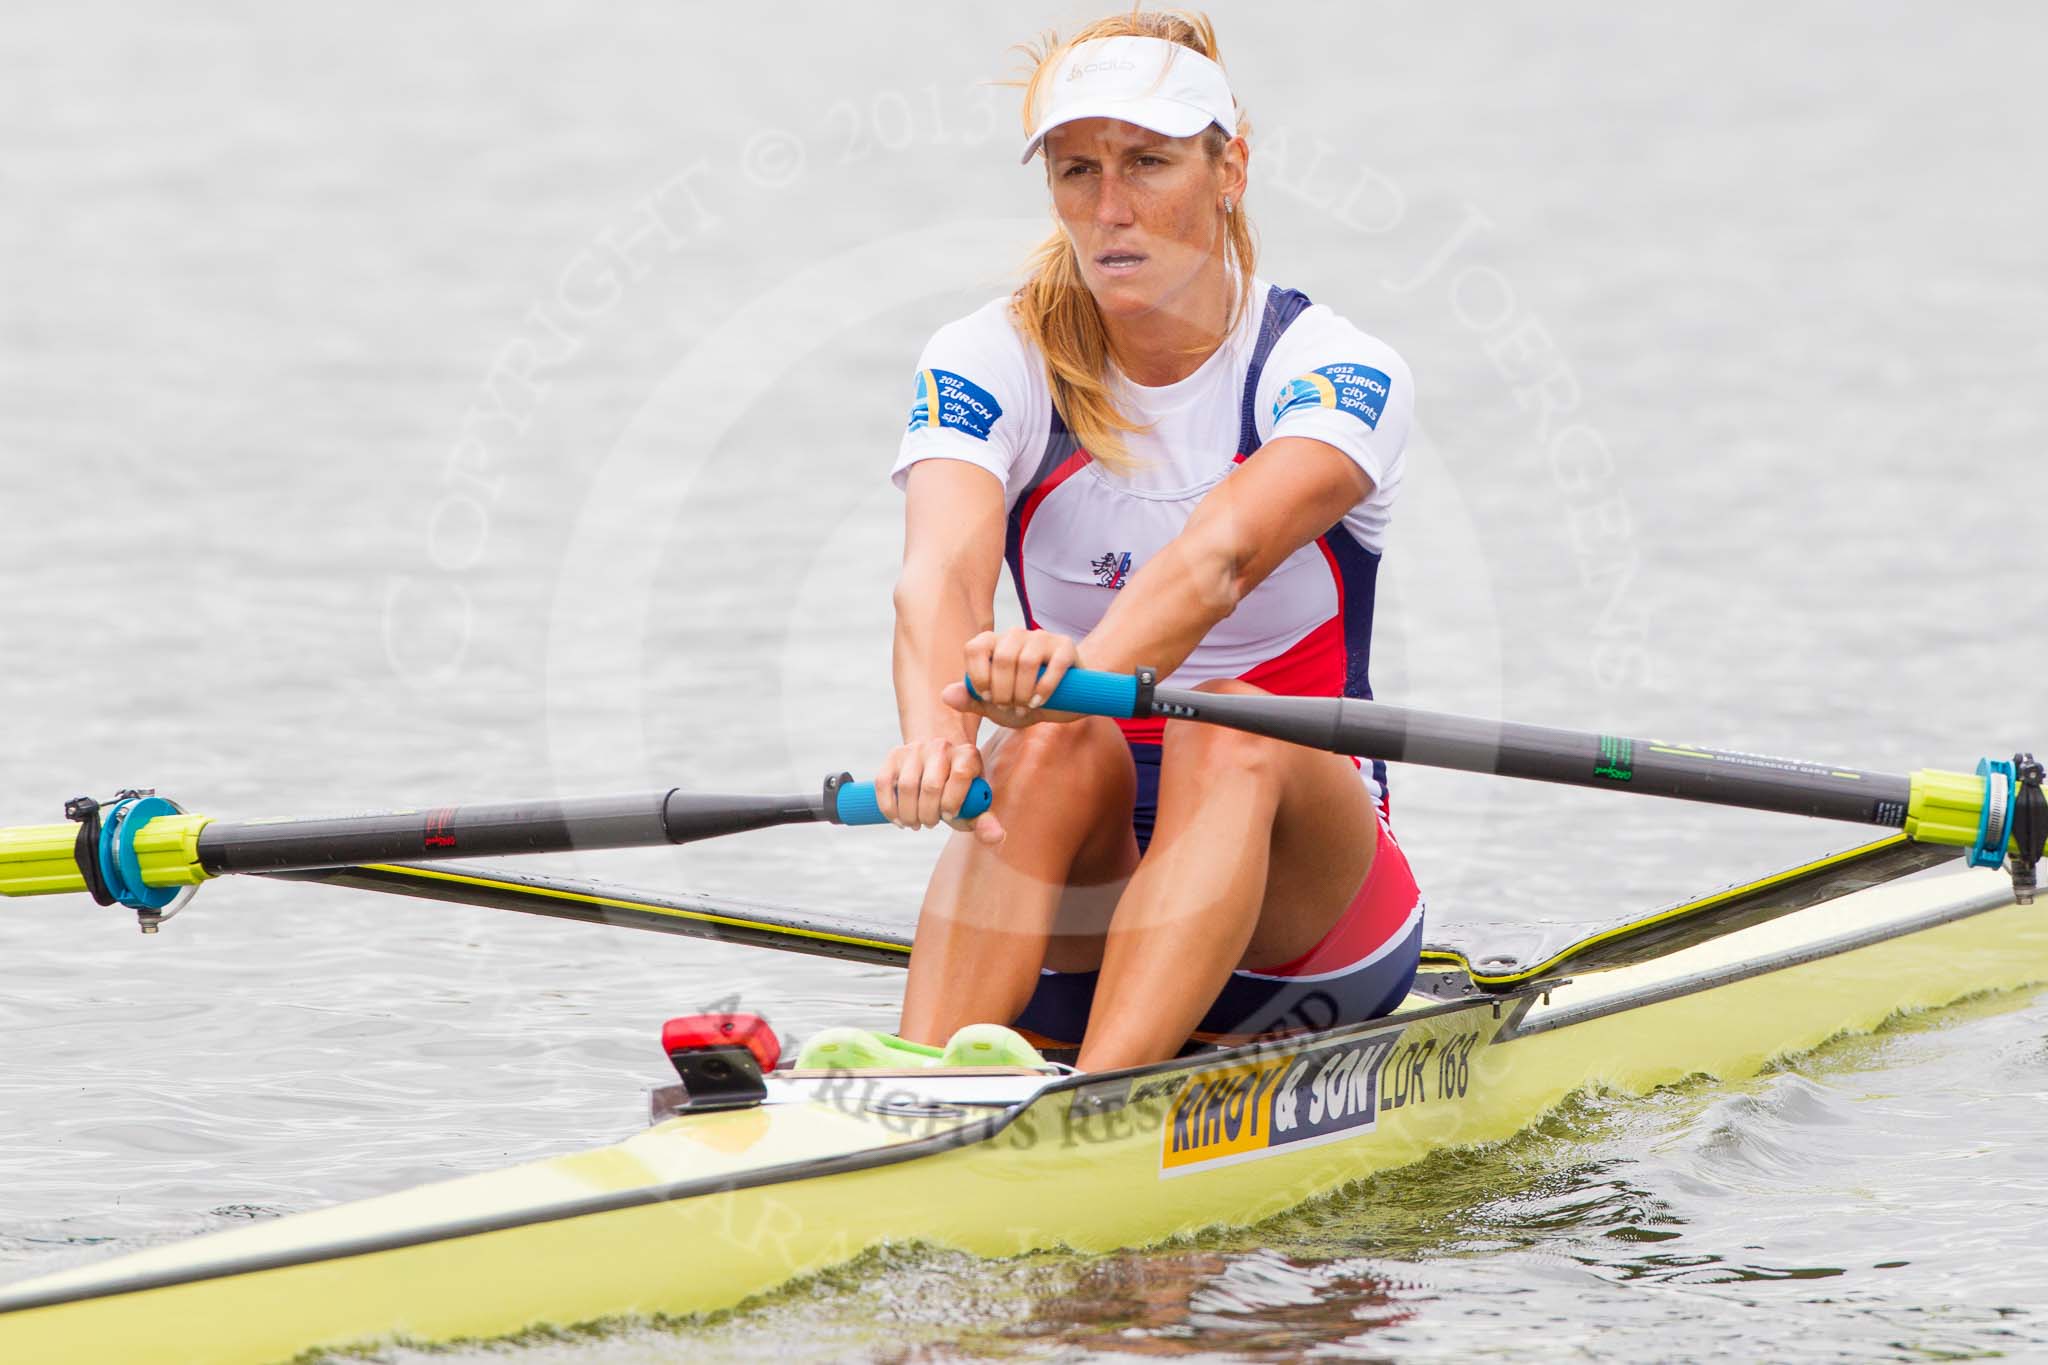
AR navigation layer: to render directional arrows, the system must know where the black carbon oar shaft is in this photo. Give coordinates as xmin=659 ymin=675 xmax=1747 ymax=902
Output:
xmin=1153 ymin=688 xmax=1917 ymax=827
xmin=196 ymin=791 xmax=827 ymax=876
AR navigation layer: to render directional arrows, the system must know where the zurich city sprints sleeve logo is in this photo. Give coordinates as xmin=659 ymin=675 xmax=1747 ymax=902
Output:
xmin=1272 ymin=363 xmax=1393 ymax=431
xmin=907 ymin=369 xmax=1004 ymax=442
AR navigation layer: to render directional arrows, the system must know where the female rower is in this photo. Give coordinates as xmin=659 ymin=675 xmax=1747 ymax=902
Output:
xmin=872 ymin=11 xmax=1424 ymax=1072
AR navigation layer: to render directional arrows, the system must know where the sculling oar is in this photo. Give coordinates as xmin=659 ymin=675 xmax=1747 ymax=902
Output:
xmin=271 ymin=861 xmax=916 ymax=967
xmin=0 ymin=776 xmax=989 ymax=931
xmin=968 ymin=668 xmax=2048 ymax=902
xmin=280 ymin=834 xmax=1937 ymax=987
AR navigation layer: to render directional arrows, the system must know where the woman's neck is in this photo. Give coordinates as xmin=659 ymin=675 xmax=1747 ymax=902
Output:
xmin=1104 ymin=256 xmax=1234 ymax=387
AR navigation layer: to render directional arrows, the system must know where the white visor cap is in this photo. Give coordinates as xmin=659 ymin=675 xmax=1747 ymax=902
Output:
xmin=1020 ymin=35 xmax=1237 ymax=166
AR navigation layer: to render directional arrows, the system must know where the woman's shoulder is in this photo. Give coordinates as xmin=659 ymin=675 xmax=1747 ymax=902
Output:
xmin=907 ymin=295 xmax=1047 ymax=436
xmin=898 ymin=296 xmax=1052 ymax=478
xmin=1251 ymin=286 xmax=1415 ymax=487
xmin=1268 ymin=290 xmax=1412 ymax=387
xmin=918 ymin=295 xmax=1038 ymax=369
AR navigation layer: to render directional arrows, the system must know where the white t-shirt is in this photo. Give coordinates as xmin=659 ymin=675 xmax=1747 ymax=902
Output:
xmin=892 ymin=279 xmax=1412 ymax=699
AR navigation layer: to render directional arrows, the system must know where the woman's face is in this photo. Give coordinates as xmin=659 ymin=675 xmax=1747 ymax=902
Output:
xmin=1044 ymin=117 xmax=1247 ymax=327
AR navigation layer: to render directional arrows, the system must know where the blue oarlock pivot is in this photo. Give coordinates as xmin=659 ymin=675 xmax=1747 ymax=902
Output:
xmin=1971 ymin=757 xmax=2017 ymax=870
xmin=96 ymin=795 xmax=186 ymax=913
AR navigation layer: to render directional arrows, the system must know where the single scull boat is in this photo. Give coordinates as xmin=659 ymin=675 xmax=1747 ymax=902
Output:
xmin=0 ymin=672 xmax=2040 ymax=1363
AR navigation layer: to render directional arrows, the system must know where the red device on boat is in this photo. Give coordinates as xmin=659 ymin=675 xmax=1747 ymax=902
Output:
xmin=660 ymin=1013 xmax=780 ymax=1111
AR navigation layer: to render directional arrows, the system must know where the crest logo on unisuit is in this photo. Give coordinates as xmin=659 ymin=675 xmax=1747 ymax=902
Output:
xmin=1272 ymin=362 xmax=1393 ymax=431
xmin=1091 ymin=551 xmax=1133 ymax=588
xmin=1160 ymin=1031 xmax=1402 ymax=1176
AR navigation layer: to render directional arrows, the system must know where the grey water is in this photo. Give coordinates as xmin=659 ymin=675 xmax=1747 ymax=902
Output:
xmin=2 ymin=2 xmax=2045 ymax=1360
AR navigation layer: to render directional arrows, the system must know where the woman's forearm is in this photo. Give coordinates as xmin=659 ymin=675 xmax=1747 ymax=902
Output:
xmin=1078 ymin=532 xmax=1243 ymax=680
xmin=1079 ymin=439 xmax=1369 ymax=682
xmin=893 ymin=564 xmax=992 ymax=744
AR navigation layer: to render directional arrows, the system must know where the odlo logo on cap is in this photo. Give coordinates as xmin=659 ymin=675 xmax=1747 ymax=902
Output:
xmin=1068 ymin=58 xmax=1137 ymax=80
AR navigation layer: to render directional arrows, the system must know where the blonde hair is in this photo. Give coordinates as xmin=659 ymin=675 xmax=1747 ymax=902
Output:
xmin=1009 ymin=9 xmax=1257 ymax=471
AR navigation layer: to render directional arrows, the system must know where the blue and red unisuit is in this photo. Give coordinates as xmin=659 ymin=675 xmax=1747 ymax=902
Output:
xmin=895 ymin=281 xmax=1425 ymax=1048
xmin=1011 ymin=290 xmax=1419 ymax=1048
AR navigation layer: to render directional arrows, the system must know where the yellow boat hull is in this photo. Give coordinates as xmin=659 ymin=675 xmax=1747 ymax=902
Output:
xmin=2 ymin=868 xmax=2041 ymax=1363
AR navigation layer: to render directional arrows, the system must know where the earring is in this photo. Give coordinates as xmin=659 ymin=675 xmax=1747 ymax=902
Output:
xmin=1222 ymin=197 xmax=1233 ymax=214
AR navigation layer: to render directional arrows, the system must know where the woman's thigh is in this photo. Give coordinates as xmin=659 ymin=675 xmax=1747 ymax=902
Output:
xmin=979 ymin=719 xmax=1139 ymax=969
xmin=1150 ymin=681 xmax=1379 ymax=969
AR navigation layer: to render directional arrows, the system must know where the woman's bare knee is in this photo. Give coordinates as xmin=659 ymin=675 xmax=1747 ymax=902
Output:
xmin=989 ymin=715 xmax=1131 ymax=784
xmin=979 ymin=717 xmax=1139 ymax=880
xmin=1161 ymin=677 xmax=1310 ymax=778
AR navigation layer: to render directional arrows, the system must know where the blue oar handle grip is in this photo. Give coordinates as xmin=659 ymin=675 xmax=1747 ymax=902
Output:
xmin=961 ymin=667 xmax=1154 ymax=720
xmin=829 ymin=776 xmax=993 ymax=826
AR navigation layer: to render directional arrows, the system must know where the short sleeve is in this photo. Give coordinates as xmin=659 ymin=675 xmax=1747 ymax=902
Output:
xmin=1257 ymin=308 xmax=1414 ymax=495
xmin=892 ymin=299 xmax=1036 ymax=493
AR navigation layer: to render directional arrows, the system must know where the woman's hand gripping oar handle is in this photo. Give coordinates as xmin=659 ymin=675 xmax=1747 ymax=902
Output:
xmin=959 ymin=668 xmax=1154 ymax=719
xmin=827 ymin=776 xmax=993 ymax=825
